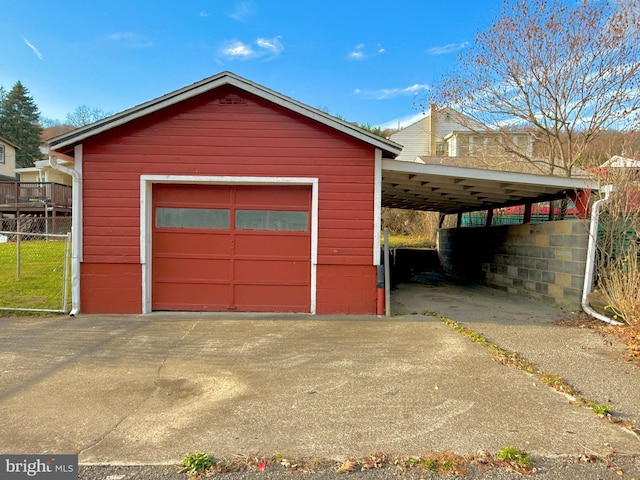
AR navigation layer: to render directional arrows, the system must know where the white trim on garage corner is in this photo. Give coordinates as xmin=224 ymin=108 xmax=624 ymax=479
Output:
xmin=373 ymin=148 xmax=382 ymax=266
xmin=140 ymin=175 xmax=319 ymax=315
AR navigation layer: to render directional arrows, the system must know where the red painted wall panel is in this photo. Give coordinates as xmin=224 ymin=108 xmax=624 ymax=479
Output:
xmin=80 ymin=85 xmax=378 ymax=313
xmin=81 ymin=263 xmax=142 ymax=314
xmin=316 ymin=264 xmax=377 ymax=314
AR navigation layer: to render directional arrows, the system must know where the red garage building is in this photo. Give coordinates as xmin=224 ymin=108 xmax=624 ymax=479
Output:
xmin=49 ymin=72 xmax=401 ymax=315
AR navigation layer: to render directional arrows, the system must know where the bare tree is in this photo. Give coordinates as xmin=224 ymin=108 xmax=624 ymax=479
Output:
xmin=65 ymin=105 xmax=113 ymax=127
xmin=424 ymin=0 xmax=640 ymax=177
xmin=578 ymin=130 xmax=640 ymax=167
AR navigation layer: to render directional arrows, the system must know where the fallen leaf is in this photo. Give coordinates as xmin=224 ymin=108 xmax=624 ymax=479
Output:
xmin=336 ymin=460 xmax=356 ymax=474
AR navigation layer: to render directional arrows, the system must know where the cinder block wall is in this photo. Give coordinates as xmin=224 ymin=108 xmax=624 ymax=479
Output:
xmin=437 ymin=220 xmax=589 ymax=309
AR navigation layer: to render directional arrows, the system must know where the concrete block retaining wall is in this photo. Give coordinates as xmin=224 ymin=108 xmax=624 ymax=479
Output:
xmin=437 ymin=219 xmax=590 ymax=309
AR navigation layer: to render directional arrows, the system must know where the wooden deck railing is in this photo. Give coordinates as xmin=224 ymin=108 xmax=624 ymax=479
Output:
xmin=0 ymin=182 xmax=72 ymax=208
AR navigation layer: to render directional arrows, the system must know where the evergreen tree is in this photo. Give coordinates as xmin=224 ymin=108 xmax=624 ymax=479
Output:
xmin=0 ymin=81 xmax=42 ymax=167
xmin=0 ymin=86 xmax=6 ymax=114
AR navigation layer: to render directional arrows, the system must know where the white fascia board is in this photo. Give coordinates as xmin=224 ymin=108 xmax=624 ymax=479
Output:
xmin=227 ymin=77 xmax=402 ymax=156
xmin=382 ymin=159 xmax=600 ymax=191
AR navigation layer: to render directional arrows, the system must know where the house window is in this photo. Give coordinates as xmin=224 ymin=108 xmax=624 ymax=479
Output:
xmin=469 ymin=136 xmax=478 ymax=154
xmin=0 ymin=145 xmax=4 ymax=164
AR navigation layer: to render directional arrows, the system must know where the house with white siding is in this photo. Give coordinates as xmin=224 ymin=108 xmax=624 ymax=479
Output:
xmin=391 ymin=106 xmax=533 ymax=163
xmin=0 ymin=137 xmax=19 ymax=181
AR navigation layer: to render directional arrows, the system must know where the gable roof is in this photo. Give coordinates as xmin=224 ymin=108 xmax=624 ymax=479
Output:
xmin=0 ymin=136 xmax=20 ymax=149
xmin=48 ymin=71 xmax=402 ymax=157
xmin=600 ymin=155 xmax=640 ymax=168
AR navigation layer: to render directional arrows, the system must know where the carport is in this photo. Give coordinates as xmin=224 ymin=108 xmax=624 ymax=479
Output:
xmin=382 ymin=159 xmax=596 ymax=218
xmin=380 ymin=158 xmax=600 ymax=311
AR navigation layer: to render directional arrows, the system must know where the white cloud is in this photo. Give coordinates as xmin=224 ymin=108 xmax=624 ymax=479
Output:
xmin=256 ymin=37 xmax=284 ymax=54
xmin=106 ymin=32 xmax=134 ymax=41
xmin=354 ymin=83 xmax=431 ymax=100
xmin=199 ymin=11 xmax=210 ymax=17
xmin=219 ymin=36 xmax=283 ymax=61
xmin=222 ymin=40 xmax=255 ymax=58
xmin=105 ymin=32 xmax=153 ymax=48
xmin=426 ymin=41 xmax=470 ymax=55
xmin=228 ymin=2 xmax=254 ymax=21
xmin=23 ymin=37 xmax=43 ymax=60
xmin=347 ymin=43 xmax=385 ymax=60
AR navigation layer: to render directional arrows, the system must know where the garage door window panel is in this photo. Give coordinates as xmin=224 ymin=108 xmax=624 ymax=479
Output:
xmin=156 ymin=207 xmax=230 ymax=229
xmin=235 ymin=210 xmax=308 ymax=231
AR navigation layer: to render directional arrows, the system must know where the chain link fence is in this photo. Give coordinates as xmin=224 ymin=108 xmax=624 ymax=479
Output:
xmin=0 ymin=218 xmax=71 ymax=313
xmin=0 ymin=216 xmax=72 ymax=236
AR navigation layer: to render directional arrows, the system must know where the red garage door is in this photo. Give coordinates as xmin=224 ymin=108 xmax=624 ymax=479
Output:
xmin=152 ymin=184 xmax=311 ymax=312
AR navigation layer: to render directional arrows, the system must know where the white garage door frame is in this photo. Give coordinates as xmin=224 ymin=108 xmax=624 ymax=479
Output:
xmin=140 ymin=175 xmax=319 ymax=314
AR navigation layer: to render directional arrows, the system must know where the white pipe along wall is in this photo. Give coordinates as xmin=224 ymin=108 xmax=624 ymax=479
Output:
xmin=582 ymin=184 xmax=622 ymax=325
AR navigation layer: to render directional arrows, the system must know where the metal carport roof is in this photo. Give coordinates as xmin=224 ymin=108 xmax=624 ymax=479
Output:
xmin=381 ymin=159 xmax=600 ymax=214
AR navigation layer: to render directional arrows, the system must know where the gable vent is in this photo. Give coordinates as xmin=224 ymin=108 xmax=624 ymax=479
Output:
xmin=218 ymin=94 xmax=248 ymax=106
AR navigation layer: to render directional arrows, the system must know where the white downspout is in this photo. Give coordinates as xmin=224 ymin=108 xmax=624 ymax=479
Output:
xmin=582 ymin=184 xmax=622 ymax=325
xmin=48 ymin=156 xmax=81 ymax=316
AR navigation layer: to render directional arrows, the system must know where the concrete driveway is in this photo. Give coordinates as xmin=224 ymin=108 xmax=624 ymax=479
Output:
xmin=0 ymin=294 xmax=638 ymax=464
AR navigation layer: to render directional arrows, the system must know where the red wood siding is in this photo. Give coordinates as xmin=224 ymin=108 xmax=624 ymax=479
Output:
xmin=80 ymin=85 xmax=377 ymax=314
xmin=316 ymin=265 xmax=377 ymax=314
xmin=80 ymin=263 xmax=141 ymax=314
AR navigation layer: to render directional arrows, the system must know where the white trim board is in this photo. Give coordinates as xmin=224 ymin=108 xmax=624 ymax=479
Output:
xmin=140 ymin=175 xmax=319 ymax=314
xmin=373 ymin=148 xmax=382 ymax=266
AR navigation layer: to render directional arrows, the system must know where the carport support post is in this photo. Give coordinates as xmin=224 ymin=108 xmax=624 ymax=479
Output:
xmin=524 ymin=203 xmax=532 ymax=224
xmin=485 ymin=208 xmax=493 ymax=227
xmin=383 ymin=228 xmax=391 ymax=317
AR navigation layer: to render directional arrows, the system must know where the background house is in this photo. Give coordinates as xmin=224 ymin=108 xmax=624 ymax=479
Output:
xmin=14 ymin=147 xmax=74 ymax=186
xmin=0 ymin=146 xmax=73 ymax=223
xmin=390 ymin=106 xmax=533 ymax=165
xmin=0 ymin=136 xmax=19 ymax=181
xmin=600 ymin=155 xmax=640 ymax=170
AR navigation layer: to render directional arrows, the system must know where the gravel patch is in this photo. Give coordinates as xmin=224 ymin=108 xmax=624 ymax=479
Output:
xmin=79 ymin=454 xmax=640 ymax=480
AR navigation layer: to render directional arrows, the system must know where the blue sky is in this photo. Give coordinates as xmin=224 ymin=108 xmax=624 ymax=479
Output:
xmin=0 ymin=1 xmax=503 ymax=129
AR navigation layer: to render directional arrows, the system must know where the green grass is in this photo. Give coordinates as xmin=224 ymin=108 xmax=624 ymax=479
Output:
xmin=0 ymin=240 xmax=69 ymax=312
xmin=180 ymin=452 xmax=214 ymax=474
xmin=384 ymin=235 xmax=434 ymax=249
xmin=497 ymin=446 xmax=532 ymax=471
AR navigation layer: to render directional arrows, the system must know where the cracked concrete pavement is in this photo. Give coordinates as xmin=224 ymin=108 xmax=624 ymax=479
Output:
xmin=0 ymin=283 xmax=639 ymax=464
